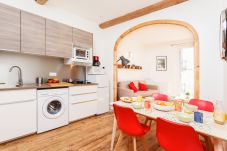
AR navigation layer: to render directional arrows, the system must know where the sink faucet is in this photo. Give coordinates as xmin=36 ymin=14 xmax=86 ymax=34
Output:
xmin=9 ymin=66 xmax=23 ymax=86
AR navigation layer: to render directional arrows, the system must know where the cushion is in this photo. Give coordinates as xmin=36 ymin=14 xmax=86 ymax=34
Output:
xmin=139 ymin=82 xmax=148 ymax=91
xmin=118 ymin=81 xmax=139 ymax=89
xmin=128 ymin=82 xmax=138 ymax=93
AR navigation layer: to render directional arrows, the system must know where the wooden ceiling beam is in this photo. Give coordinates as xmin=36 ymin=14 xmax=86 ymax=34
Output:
xmin=99 ymin=0 xmax=188 ymax=29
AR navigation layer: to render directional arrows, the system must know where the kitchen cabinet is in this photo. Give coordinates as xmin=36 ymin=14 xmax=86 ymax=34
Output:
xmin=73 ymin=28 xmax=93 ymax=49
xmin=0 ymin=3 xmax=20 ymax=52
xmin=0 ymin=89 xmax=37 ymax=143
xmin=21 ymin=11 xmax=45 ymax=55
xmin=69 ymin=85 xmax=98 ymax=122
xmin=46 ymin=19 xmax=73 ymax=58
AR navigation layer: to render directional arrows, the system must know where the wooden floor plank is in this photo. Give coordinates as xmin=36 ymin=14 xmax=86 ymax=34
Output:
xmin=0 ymin=113 xmax=163 ymax=151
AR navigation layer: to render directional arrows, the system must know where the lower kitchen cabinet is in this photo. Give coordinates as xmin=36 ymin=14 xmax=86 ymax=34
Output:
xmin=0 ymin=89 xmax=37 ymax=143
xmin=69 ymin=85 xmax=98 ymax=122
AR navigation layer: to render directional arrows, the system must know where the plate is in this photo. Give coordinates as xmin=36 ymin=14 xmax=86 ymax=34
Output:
xmin=132 ymin=102 xmax=143 ymax=109
xmin=153 ymin=101 xmax=175 ymax=111
xmin=177 ymin=112 xmax=193 ymax=123
xmin=120 ymin=97 xmax=136 ymax=103
xmin=184 ymin=104 xmax=198 ymax=114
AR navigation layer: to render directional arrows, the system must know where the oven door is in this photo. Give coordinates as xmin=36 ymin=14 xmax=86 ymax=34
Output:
xmin=75 ymin=48 xmax=87 ymax=60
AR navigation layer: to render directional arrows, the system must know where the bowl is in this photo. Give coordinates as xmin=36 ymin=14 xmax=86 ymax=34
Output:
xmin=120 ymin=97 xmax=133 ymax=103
xmin=131 ymin=102 xmax=143 ymax=109
xmin=177 ymin=112 xmax=193 ymax=123
xmin=184 ymin=104 xmax=198 ymax=114
xmin=153 ymin=101 xmax=175 ymax=111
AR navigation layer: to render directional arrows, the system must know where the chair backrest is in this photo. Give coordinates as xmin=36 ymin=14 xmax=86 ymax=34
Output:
xmin=151 ymin=93 xmax=168 ymax=101
xmin=156 ymin=118 xmax=204 ymax=151
xmin=113 ymin=104 xmax=146 ymax=136
xmin=189 ymin=99 xmax=214 ymax=112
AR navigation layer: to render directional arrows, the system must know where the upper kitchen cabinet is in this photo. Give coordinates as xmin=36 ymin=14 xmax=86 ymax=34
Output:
xmin=46 ymin=19 xmax=73 ymax=58
xmin=73 ymin=28 xmax=93 ymax=49
xmin=21 ymin=11 xmax=45 ymax=55
xmin=0 ymin=3 xmax=20 ymax=52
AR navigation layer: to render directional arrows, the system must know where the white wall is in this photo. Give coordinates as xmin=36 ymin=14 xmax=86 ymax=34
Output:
xmin=100 ymin=0 xmax=224 ymax=104
xmin=0 ymin=51 xmax=85 ymax=84
xmin=117 ymin=24 xmax=193 ymax=96
xmin=145 ymin=44 xmax=181 ymax=96
xmin=117 ymin=40 xmax=147 ymax=81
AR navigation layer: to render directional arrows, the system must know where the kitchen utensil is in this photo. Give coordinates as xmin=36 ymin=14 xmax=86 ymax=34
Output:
xmin=36 ymin=77 xmax=43 ymax=84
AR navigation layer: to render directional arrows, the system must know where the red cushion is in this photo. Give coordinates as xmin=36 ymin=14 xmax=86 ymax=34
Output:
xmin=128 ymin=82 xmax=138 ymax=93
xmin=139 ymin=82 xmax=148 ymax=91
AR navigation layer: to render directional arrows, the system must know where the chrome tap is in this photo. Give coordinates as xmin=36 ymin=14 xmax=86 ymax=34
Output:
xmin=9 ymin=66 xmax=23 ymax=86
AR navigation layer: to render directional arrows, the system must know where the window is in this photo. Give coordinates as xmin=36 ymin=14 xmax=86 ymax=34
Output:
xmin=180 ymin=47 xmax=194 ymax=97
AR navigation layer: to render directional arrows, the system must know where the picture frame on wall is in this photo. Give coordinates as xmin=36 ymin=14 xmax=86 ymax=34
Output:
xmin=156 ymin=56 xmax=167 ymax=71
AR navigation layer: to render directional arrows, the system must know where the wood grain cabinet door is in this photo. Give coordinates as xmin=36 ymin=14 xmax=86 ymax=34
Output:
xmin=73 ymin=28 xmax=93 ymax=49
xmin=21 ymin=11 xmax=45 ymax=55
xmin=46 ymin=19 xmax=73 ymax=58
xmin=0 ymin=3 xmax=20 ymax=52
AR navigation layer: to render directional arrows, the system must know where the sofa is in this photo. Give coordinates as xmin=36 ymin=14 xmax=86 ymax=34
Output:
xmin=117 ymin=80 xmax=159 ymax=99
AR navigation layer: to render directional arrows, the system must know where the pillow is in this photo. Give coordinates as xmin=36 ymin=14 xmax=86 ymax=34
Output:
xmin=139 ymin=82 xmax=148 ymax=91
xmin=128 ymin=82 xmax=138 ymax=93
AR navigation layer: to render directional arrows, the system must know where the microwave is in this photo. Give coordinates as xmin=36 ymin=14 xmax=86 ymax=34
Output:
xmin=73 ymin=46 xmax=92 ymax=65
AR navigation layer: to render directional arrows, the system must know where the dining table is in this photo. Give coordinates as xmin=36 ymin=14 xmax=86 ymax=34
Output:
xmin=110 ymin=101 xmax=227 ymax=151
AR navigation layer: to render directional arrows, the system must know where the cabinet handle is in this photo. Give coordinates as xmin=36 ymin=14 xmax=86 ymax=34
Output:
xmin=0 ymin=99 xmax=35 ymax=105
xmin=71 ymin=99 xmax=96 ymax=105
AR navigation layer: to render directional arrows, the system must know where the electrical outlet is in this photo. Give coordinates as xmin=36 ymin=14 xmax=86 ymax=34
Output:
xmin=49 ymin=72 xmax=57 ymax=77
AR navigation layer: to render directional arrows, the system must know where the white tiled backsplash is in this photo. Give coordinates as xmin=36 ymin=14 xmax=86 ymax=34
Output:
xmin=0 ymin=51 xmax=85 ymax=85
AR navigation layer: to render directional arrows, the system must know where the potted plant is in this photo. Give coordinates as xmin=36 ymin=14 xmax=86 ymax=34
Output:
xmin=185 ymin=92 xmax=190 ymax=100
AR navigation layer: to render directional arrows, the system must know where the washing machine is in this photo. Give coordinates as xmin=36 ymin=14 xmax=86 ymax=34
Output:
xmin=37 ymin=88 xmax=69 ymax=133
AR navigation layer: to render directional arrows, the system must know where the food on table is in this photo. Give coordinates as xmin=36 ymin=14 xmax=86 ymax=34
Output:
xmin=214 ymin=112 xmax=225 ymax=125
xmin=137 ymin=96 xmax=143 ymax=102
xmin=132 ymin=102 xmax=143 ymax=109
xmin=120 ymin=97 xmax=138 ymax=103
xmin=174 ymin=101 xmax=183 ymax=111
xmin=144 ymin=100 xmax=151 ymax=109
xmin=153 ymin=101 xmax=175 ymax=111
xmin=47 ymin=78 xmax=60 ymax=83
xmin=156 ymin=101 xmax=173 ymax=106
xmin=177 ymin=112 xmax=193 ymax=123
xmin=184 ymin=104 xmax=198 ymax=114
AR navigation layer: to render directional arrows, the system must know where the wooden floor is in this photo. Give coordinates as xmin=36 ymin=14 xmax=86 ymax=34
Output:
xmin=0 ymin=113 xmax=163 ymax=151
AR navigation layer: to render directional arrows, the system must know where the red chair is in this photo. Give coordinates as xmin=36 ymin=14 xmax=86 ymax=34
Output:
xmin=113 ymin=104 xmax=150 ymax=151
xmin=189 ymin=99 xmax=214 ymax=112
xmin=151 ymin=93 xmax=168 ymax=101
xmin=156 ymin=118 xmax=206 ymax=151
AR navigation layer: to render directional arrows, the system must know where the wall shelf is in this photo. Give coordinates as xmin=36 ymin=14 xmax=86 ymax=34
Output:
xmin=117 ymin=64 xmax=143 ymax=70
xmin=118 ymin=68 xmax=142 ymax=70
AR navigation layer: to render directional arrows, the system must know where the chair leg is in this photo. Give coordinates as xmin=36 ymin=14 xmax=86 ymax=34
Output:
xmin=114 ymin=131 xmax=123 ymax=151
xmin=145 ymin=117 xmax=152 ymax=127
xmin=142 ymin=135 xmax=148 ymax=151
xmin=204 ymin=136 xmax=214 ymax=151
xmin=133 ymin=137 xmax=137 ymax=151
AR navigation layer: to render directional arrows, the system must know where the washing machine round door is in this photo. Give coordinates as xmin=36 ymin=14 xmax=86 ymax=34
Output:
xmin=43 ymin=97 xmax=66 ymax=119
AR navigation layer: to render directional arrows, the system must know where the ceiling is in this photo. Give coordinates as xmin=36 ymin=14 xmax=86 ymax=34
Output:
xmin=120 ymin=24 xmax=193 ymax=47
xmin=47 ymin=0 xmax=163 ymax=23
